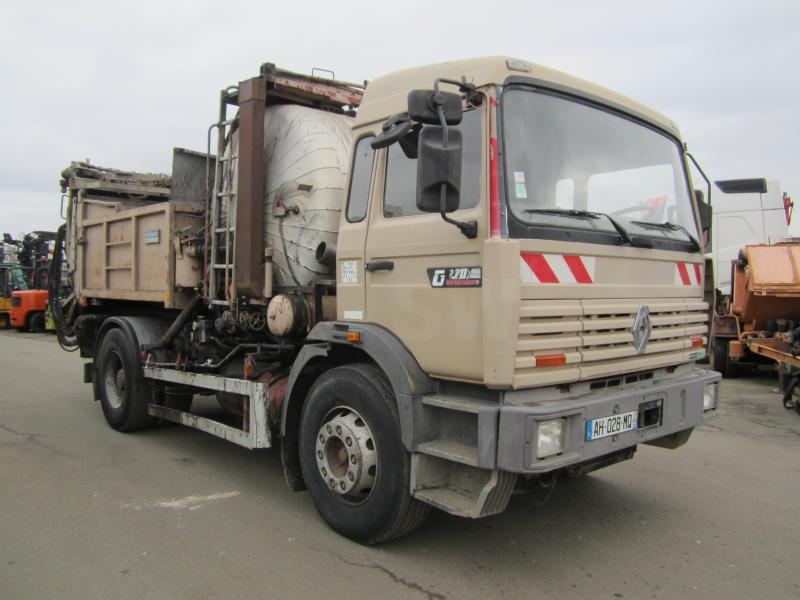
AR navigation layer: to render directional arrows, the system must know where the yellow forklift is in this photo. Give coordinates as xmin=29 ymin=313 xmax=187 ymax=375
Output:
xmin=0 ymin=263 xmax=28 ymax=329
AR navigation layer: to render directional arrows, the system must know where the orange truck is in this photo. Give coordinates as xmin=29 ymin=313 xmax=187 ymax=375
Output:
xmin=711 ymin=240 xmax=800 ymax=413
xmin=10 ymin=289 xmax=48 ymax=331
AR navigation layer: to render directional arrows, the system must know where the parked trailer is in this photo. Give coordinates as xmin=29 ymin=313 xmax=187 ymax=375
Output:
xmin=52 ymin=57 xmax=720 ymax=543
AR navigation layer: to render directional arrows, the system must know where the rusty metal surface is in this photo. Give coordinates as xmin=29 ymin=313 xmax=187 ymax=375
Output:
xmin=746 ymin=244 xmax=800 ymax=291
xmin=711 ymin=313 xmax=738 ymax=337
xmin=747 ymin=337 xmax=800 ymax=369
xmin=261 ymin=62 xmax=364 ymax=110
xmin=234 ymin=76 xmax=267 ymax=299
xmin=731 ymin=243 xmax=800 ymax=325
xmin=76 ymin=201 xmax=202 ymax=309
xmin=171 ymin=147 xmax=213 ymax=207
xmin=142 ymin=366 xmax=271 ymax=448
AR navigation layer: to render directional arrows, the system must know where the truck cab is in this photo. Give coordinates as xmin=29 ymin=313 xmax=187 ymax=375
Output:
xmin=327 ymin=56 xmax=719 ymax=502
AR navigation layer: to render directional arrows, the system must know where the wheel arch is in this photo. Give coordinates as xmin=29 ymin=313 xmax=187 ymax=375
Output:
xmin=279 ymin=321 xmax=435 ymax=491
xmin=91 ymin=316 xmax=171 ymax=399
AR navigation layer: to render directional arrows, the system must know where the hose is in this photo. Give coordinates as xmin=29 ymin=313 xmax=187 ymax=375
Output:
xmin=143 ymin=295 xmax=203 ymax=352
xmin=48 ymin=224 xmax=79 ymax=351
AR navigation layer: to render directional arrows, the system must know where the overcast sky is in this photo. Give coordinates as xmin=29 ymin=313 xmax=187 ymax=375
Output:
xmin=2 ymin=0 xmax=798 ymax=237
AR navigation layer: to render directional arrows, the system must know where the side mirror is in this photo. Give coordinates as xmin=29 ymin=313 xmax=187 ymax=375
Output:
xmin=408 ymin=90 xmax=463 ymax=125
xmin=695 ymin=189 xmax=712 ymax=232
xmin=416 ymin=126 xmax=462 ymax=212
xmin=695 ymin=188 xmax=712 ymax=251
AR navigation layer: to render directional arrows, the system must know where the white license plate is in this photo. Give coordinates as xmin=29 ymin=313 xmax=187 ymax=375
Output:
xmin=585 ymin=410 xmax=638 ymax=441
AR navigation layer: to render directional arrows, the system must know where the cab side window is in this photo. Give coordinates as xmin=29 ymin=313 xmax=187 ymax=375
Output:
xmin=383 ymin=109 xmax=482 ymax=218
xmin=346 ymin=136 xmax=375 ymax=223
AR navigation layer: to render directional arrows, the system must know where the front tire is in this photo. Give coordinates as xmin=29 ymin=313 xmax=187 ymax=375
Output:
xmin=96 ymin=328 xmax=155 ymax=431
xmin=299 ymin=363 xmax=430 ymax=544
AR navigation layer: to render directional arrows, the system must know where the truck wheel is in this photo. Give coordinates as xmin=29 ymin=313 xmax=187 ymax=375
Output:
xmin=711 ymin=337 xmax=738 ymax=378
xmin=0 ymin=314 xmax=8 ymax=329
xmin=299 ymin=364 xmax=430 ymax=544
xmin=29 ymin=312 xmax=45 ymax=332
xmin=97 ymin=328 xmax=155 ymax=431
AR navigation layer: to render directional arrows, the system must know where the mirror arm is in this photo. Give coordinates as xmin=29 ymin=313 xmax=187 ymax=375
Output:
xmin=439 ymin=185 xmax=477 ymax=239
xmin=434 ymin=77 xmax=484 ymax=107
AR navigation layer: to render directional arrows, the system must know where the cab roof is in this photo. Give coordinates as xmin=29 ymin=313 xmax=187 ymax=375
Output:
xmin=354 ymin=56 xmax=680 ymax=137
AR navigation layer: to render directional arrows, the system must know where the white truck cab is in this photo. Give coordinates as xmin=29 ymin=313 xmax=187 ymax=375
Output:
xmin=709 ymin=178 xmax=791 ymax=294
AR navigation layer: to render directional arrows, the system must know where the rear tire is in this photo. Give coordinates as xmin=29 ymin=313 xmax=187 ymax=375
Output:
xmin=299 ymin=363 xmax=430 ymax=544
xmin=96 ymin=328 xmax=155 ymax=431
xmin=0 ymin=314 xmax=8 ymax=329
xmin=711 ymin=336 xmax=738 ymax=378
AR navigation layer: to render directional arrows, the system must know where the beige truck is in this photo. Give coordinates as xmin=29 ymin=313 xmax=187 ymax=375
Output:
xmin=52 ymin=57 xmax=720 ymax=544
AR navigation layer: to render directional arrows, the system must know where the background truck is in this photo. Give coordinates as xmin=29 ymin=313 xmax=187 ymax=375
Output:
xmin=711 ymin=240 xmax=800 ymax=411
xmin=707 ymin=178 xmax=792 ymax=295
xmin=51 ymin=57 xmax=720 ymax=543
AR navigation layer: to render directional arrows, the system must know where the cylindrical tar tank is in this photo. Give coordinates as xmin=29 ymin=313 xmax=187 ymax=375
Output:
xmin=227 ymin=105 xmax=354 ymax=290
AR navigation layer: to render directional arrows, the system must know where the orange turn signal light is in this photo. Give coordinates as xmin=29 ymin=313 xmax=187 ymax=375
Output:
xmin=346 ymin=331 xmax=361 ymax=343
xmin=534 ymin=354 xmax=566 ymax=367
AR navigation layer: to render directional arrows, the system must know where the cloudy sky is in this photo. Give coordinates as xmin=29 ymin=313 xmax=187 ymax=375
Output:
xmin=2 ymin=0 xmax=797 ymax=236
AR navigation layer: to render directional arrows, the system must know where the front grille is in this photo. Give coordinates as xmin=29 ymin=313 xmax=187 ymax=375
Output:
xmin=514 ymin=298 xmax=708 ymax=388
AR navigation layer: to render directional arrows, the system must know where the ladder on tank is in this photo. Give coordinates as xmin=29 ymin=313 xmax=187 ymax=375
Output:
xmin=207 ymin=85 xmax=240 ymax=308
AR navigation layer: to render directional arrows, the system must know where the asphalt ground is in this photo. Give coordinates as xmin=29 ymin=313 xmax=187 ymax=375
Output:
xmin=1 ymin=330 xmax=798 ymax=599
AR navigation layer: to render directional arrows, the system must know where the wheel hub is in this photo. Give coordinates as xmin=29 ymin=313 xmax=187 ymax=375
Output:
xmin=315 ymin=407 xmax=377 ymax=501
xmin=103 ymin=352 xmax=126 ymax=410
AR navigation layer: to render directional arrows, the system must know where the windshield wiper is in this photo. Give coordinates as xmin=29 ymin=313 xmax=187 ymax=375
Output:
xmin=522 ymin=208 xmax=634 ymax=245
xmin=522 ymin=208 xmax=599 ymax=219
xmin=630 ymin=220 xmax=701 ymax=251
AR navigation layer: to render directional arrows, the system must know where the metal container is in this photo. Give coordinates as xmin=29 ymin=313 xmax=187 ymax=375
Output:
xmin=228 ymin=105 xmax=354 ymax=288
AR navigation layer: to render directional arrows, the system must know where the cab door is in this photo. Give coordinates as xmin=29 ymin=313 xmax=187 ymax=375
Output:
xmin=336 ymin=135 xmax=376 ymax=322
xmin=364 ymin=108 xmax=486 ymax=381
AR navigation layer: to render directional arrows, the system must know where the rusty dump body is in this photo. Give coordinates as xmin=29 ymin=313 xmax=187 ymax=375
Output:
xmin=61 ymin=158 xmax=203 ymax=310
xmin=53 ymin=57 xmax=721 ymax=542
xmin=713 ymin=241 xmax=800 ymax=389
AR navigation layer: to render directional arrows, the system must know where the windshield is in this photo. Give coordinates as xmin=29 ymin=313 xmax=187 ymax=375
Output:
xmin=502 ymin=88 xmax=699 ymax=247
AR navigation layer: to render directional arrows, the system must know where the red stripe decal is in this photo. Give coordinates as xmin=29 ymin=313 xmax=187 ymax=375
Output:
xmin=522 ymin=253 xmax=559 ymax=283
xmin=677 ymin=263 xmax=691 ymax=286
xmin=563 ymin=255 xmax=593 ymax=284
xmin=693 ymin=263 xmax=702 ymax=285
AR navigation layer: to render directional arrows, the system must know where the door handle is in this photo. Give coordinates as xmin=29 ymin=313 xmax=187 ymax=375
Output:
xmin=365 ymin=261 xmax=394 ymax=272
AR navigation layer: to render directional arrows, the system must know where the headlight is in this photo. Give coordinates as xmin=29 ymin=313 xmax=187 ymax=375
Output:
xmin=536 ymin=418 xmax=566 ymax=459
xmin=703 ymin=382 xmax=719 ymax=412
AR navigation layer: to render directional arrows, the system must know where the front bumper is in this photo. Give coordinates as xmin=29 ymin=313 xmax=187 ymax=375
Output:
xmin=496 ymin=367 xmax=720 ymax=474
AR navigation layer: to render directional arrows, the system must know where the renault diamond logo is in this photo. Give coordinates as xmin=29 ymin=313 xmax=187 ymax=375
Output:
xmin=632 ymin=305 xmax=652 ymax=354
